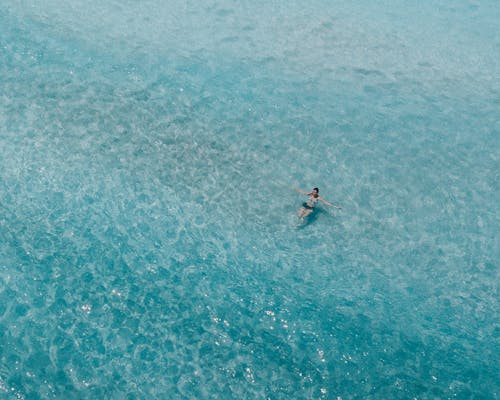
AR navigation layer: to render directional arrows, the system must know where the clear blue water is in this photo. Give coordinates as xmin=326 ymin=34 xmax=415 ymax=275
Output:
xmin=1 ymin=1 xmax=499 ymax=398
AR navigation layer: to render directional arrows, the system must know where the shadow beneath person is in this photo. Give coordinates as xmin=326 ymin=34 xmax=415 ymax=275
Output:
xmin=295 ymin=207 xmax=326 ymax=229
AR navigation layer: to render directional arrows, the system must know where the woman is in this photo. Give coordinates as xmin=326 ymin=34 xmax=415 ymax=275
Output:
xmin=294 ymin=187 xmax=341 ymax=220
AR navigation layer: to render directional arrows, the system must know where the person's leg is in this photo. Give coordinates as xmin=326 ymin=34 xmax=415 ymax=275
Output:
xmin=298 ymin=207 xmax=312 ymax=218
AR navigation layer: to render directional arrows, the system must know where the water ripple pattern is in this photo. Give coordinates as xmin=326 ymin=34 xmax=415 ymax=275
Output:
xmin=1 ymin=1 xmax=499 ymax=399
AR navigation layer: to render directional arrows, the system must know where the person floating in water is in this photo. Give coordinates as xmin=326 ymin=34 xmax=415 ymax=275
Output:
xmin=294 ymin=187 xmax=341 ymax=220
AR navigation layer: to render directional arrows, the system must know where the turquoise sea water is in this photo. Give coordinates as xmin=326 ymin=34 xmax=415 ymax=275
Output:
xmin=1 ymin=1 xmax=499 ymax=398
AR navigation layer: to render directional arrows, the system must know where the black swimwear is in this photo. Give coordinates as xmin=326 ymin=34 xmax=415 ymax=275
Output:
xmin=302 ymin=202 xmax=314 ymax=210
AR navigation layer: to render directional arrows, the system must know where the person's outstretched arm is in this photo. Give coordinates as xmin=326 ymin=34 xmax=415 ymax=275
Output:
xmin=319 ymin=197 xmax=342 ymax=209
xmin=293 ymin=188 xmax=309 ymax=195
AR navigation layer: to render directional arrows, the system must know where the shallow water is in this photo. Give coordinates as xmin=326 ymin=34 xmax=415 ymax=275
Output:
xmin=1 ymin=1 xmax=499 ymax=399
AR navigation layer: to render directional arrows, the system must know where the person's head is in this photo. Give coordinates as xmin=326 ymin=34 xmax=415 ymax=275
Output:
xmin=312 ymin=187 xmax=319 ymax=196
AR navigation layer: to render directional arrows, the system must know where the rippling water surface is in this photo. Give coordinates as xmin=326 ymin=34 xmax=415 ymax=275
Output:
xmin=1 ymin=1 xmax=499 ymax=398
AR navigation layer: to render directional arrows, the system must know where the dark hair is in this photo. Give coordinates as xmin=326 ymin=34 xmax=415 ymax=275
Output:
xmin=313 ymin=187 xmax=319 ymax=192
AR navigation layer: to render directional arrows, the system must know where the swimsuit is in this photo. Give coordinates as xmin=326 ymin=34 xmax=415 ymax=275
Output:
xmin=303 ymin=196 xmax=318 ymax=210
